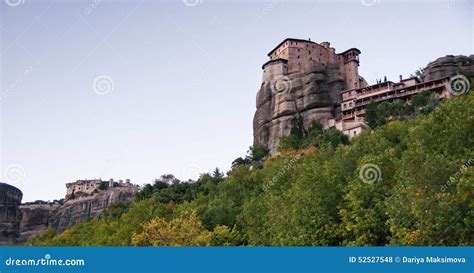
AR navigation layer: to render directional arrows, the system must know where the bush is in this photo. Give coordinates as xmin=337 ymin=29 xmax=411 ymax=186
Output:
xmin=98 ymin=182 xmax=109 ymax=190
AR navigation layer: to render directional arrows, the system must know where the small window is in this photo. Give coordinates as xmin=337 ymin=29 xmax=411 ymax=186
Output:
xmin=298 ymin=55 xmax=300 ymax=59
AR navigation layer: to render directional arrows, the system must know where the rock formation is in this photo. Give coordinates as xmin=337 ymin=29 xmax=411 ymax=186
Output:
xmin=17 ymin=184 xmax=138 ymax=242
xmin=19 ymin=203 xmax=61 ymax=241
xmin=421 ymin=55 xmax=474 ymax=83
xmin=51 ymin=186 xmax=137 ymax=232
xmin=253 ymin=39 xmax=366 ymax=153
xmin=253 ymin=63 xmax=348 ymax=153
xmin=0 ymin=183 xmax=23 ymax=245
xmin=254 ymin=39 xmax=473 ymax=153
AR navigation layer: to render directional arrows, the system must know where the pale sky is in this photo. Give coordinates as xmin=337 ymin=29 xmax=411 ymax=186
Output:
xmin=1 ymin=0 xmax=472 ymax=202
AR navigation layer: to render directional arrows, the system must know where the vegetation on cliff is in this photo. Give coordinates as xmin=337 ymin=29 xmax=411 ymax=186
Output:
xmin=27 ymin=92 xmax=473 ymax=246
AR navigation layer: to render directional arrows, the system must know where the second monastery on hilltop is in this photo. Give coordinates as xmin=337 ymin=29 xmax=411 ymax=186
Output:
xmin=65 ymin=178 xmax=137 ymax=200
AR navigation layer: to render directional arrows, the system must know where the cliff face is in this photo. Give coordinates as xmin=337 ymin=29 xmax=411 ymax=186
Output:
xmin=51 ymin=186 xmax=137 ymax=232
xmin=0 ymin=183 xmax=23 ymax=245
xmin=253 ymin=63 xmax=349 ymax=153
xmin=18 ymin=185 xmax=138 ymax=241
xmin=19 ymin=203 xmax=60 ymax=241
xmin=421 ymin=55 xmax=474 ymax=82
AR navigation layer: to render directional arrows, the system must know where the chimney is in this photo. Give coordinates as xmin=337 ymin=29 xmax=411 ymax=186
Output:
xmin=125 ymin=179 xmax=130 ymax=184
xmin=399 ymin=75 xmax=403 ymax=82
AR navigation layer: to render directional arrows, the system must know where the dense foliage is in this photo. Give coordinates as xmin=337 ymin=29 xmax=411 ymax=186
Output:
xmin=28 ymin=93 xmax=473 ymax=246
xmin=278 ymin=119 xmax=349 ymax=152
xmin=365 ymin=90 xmax=438 ymax=129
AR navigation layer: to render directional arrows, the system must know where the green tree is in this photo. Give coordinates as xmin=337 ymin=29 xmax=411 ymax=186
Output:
xmin=248 ymin=144 xmax=269 ymax=161
xmin=98 ymin=182 xmax=109 ymax=190
xmin=364 ymin=100 xmax=379 ymax=128
xmin=132 ymin=211 xmax=213 ymax=246
xmin=231 ymin=157 xmax=250 ymax=168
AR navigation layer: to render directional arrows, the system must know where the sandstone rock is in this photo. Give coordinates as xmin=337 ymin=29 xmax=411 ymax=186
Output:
xmin=253 ymin=64 xmax=348 ymax=154
xmin=422 ymin=55 xmax=474 ymax=82
xmin=0 ymin=183 xmax=22 ymax=245
xmin=51 ymin=186 xmax=137 ymax=232
xmin=16 ymin=185 xmax=138 ymax=242
xmin=19 ymin=203 xmax=60 ymax=241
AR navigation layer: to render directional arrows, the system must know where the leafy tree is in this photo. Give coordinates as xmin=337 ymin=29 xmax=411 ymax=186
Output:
xmin=320 ymin=128 xmax=349 ymax=148
xmin=132 ymin=211 xmax=234 ymax=246
xmin=98 ymin=182 xmax=109 ymax=190
xmin=231 ymin=157 xmax=251 ymax=168
xmin=411 ymin=90 xmax=431 ymax=108
xmin=278 ymin=134 xmax=302 ymax=152
xmin=290 ymin=115 xmax=306 ymax=139
xmin=364 ymin=100 xmax=379 ymax=129
xmin=248 ymin=144 xmax=269 ymax=161
xmin=131 ymin=211 xmax=210 ymax=246
xmin=103 ymin=202 xmax=130 ymax=219
xmin=279 ymin=121 xmax=349 ymax=152
xmin=212 ymin=167 xmax=224 ymax=179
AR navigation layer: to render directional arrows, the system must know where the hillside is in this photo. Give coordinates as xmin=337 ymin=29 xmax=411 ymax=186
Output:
xmin=27 ymin=92 xmax=473 ymax=246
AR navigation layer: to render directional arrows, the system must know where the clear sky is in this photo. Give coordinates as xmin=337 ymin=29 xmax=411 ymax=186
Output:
xmin=1 ymin=0 xmax=472 ymax=202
